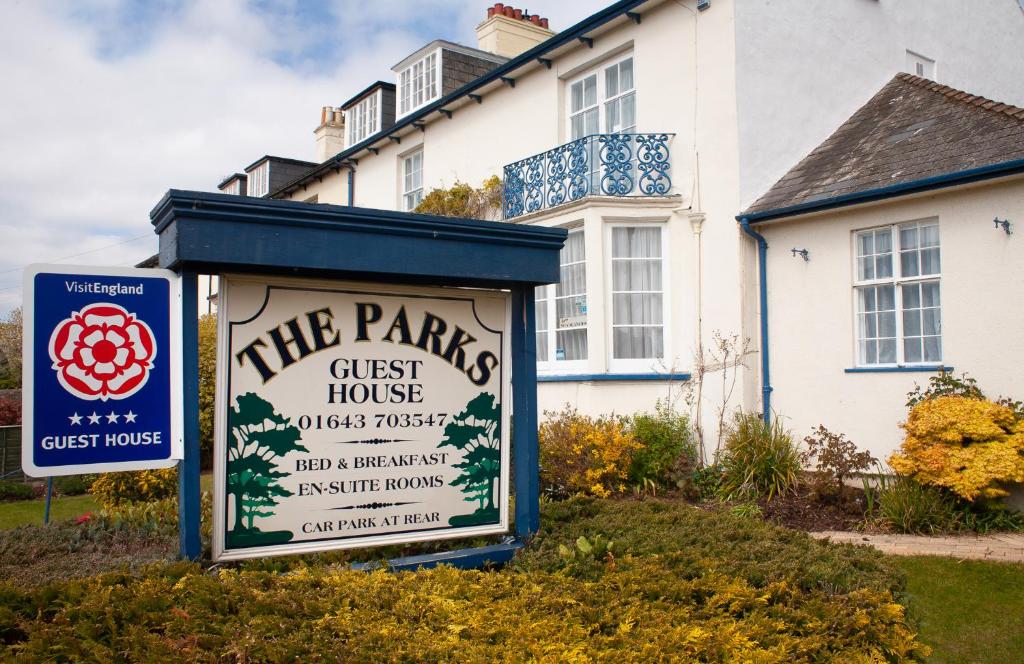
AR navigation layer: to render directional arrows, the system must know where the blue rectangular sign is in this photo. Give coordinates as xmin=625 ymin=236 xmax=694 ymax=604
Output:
xmin=22 ymin=264 xmax=182 ymax=476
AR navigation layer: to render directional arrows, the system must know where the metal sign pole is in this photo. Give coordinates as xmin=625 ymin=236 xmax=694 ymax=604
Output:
xmin=178 ymin=269 xmax=202 ymax=560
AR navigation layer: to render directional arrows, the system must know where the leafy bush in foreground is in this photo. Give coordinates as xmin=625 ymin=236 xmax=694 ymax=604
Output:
xmin=889 ymin=396 xmax=1024 ymax=502
xmin=1 ymin=555 xmax=928 ymax=662
xmin=871 ymin=474 xmax=961 ymax=535
xmin=719 ymin=411 xmax=801 ymax=501
xmin=90 ymin=467 xmax=178 ymax=509
xmin=626 ymin=400 xmax=697 ymax=488
xmin=538 ymin=407 xmax=641 ymax=498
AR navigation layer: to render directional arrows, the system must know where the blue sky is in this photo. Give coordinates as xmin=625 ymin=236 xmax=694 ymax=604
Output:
xmin=0 ymin=0 xmax=609 ymax=314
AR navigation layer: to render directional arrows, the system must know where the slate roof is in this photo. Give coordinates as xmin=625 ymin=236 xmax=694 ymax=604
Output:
xmin=742 ymin=73 xmax=1024 ymax=218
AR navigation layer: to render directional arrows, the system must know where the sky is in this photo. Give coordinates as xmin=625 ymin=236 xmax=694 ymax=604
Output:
xmin=0 ymin=0 xmax=610 ymax=315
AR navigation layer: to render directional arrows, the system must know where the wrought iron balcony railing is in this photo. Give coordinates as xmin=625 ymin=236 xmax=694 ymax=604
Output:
xmin=502 ymin=133 xmax=674 ymax=219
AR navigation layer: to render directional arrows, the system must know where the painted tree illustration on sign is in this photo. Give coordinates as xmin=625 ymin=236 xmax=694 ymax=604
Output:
xmin=440 ymin=392 xmax=501 ymax=527
xmin=227 ymin=392 xmax=307 ymax=546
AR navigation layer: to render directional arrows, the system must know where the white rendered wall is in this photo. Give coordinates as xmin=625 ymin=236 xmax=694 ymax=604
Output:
xmin=734 ymin=0 xmax=1024 ymax=210
xmin=281 ymin=1 xmax=754 ymax=439
xmin=757 ymin=177 xmax=1024 ymax=462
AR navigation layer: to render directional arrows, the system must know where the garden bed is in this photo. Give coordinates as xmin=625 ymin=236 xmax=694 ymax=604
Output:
xmin=0 ymin=497 xmax=931 ymax=662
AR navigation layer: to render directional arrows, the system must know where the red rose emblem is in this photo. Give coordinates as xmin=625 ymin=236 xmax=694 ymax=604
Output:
xmin=48 ymin=302 xmax=157 ymax=401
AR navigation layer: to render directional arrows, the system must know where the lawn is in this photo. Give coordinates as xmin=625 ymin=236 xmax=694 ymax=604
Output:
xmin=0 ymin=472 xmax=213 ymax=530
xmin=896 ymin=555 xmax=1024 ymax=664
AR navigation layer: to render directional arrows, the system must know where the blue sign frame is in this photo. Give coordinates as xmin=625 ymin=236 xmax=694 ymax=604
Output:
xmin=22 ymin=264 xmax=183 ymax=477
xmin=152 ymin=190 xmax=563 ymax=566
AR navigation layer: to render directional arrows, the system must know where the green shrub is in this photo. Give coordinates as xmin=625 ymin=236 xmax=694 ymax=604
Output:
xmin=198 ymin=314 xmax=217 ymax=470
xmin=519 ymin=497 xmax=903 ymax=596
xmin=689 ymin=464 xmax=724 ymax=502
xmin=719 ymin=411 xmax=800 ymax=501
xmin=52 ymin=474 xmax=96 ymax=496
xmin=90 ymin=468 xmax=178 ymax=509
xmin=538 ymin=406 xmax=642 ymax=498
xmin=874 ymin=475 xmax=960 ymax=534
xmin=626 ymin=400 xmax=697 ymax=487
xmin=906 ymin=370 xmax=983 ymax=408
xmin=0 ymin=481 xmax=33 ymax=501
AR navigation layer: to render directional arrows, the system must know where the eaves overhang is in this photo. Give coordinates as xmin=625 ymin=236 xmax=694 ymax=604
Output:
xmin=149 ymin=189 xmax=567 ymax=287
xmin=738 ymin=157 xmax=1024 ymax=225
xmin=269 ymin=0 xmax=654 ymax=199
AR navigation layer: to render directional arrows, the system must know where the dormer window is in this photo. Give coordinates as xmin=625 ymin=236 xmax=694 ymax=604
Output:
xmin=347 ymin=90 xmax=380 ymax=146
xmin=247 ymin=161 xmax=269 ymax=198
xmin=398 ymin=50 xmax=440 ymax=116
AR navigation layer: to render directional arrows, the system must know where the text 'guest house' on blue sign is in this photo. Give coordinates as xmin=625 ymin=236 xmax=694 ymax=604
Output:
xmin=22 ymin=265 xmax=183 ymax=476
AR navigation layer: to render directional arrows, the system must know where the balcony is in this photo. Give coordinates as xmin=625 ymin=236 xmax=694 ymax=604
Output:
xmin=502 ymin=133 xmax=674 ymax=219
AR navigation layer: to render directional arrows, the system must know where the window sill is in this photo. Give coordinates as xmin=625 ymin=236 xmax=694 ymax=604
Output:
xmin=538 ymin=372 xmax=691 ymax=383
xmin=844 ymin=365 xmax=951 ymax=374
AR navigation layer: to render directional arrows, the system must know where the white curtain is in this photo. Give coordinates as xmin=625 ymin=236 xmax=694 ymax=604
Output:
xmin=611 ymin=227 xmax=663 ymax=359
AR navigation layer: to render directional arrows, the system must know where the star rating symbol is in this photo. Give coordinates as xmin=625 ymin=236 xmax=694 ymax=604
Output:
xmin=123 ymin=410 xmax=138 ymax=423
xmin=106 ymin=411 xmax=120 ymax=424
xmin=87 ymin=412 xmax=101 ymax=425
xmin=68 ymin=413 xmax=82 ymax=426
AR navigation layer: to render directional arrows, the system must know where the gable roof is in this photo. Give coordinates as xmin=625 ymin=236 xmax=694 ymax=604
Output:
xmin=742 ymin=73 xmax=1024 ymax=222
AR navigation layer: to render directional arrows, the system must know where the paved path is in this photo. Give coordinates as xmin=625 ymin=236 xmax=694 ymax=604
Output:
xmin=810 ymin=531 xmax=1024 ymax=562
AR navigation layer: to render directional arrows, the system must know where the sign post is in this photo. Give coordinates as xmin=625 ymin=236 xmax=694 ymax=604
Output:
xmin=21 ymin=264 xmax=182 ymax=478
xmin=151 ymin=190 xmax=564 ymax=568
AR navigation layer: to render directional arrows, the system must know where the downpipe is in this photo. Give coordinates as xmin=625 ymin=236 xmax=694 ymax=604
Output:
xmin=739 ymin=217 xmax=772 ymax=423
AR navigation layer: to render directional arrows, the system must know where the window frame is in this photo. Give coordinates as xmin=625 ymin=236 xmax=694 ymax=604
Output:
xmin=536 ymin=228 xmax=589 ymax=374
xmin=565 ymin=52 xmax=636 ymax=141
xmin=397 ymin=48 xmax=441 ymax=118
xmin=401 ymin=148 xmax=424 ymax=212
xmin=851 ymin=219 xmax=942 ymax=368
xmin=247 ymin=162 xmax=269 ymax=198
xmin=347 ymin=90 xmax=381 ymax=146
xmin=606 ymin=221 xmax=669 ymax=373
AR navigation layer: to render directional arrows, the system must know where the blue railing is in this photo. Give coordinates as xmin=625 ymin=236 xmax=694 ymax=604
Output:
xmin=502 ymin=133 xmax=674 ymax=219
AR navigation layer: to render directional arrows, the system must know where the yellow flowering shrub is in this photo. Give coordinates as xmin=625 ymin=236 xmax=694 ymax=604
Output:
xmin=539 ymin=407 xmax=643 ymax=497
xmin=90 ymin=467 xmax=178 ymax=509
xmin=889 ymin=396 xmax=1024 ymax=501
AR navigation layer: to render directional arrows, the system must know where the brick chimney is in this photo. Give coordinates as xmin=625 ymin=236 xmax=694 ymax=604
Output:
xmin=476 ymin=4 xmax=554 ymax=59
xmin=314 ymin=106 xmax=345 ymax=162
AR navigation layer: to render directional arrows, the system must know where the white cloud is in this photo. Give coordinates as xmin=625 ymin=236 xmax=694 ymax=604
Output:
xmin=0 ymin=0 xmax=611 ymax=313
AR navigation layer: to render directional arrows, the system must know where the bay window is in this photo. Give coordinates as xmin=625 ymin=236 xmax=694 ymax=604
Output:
xmin=853 ymin=220 xmax=941 ymax=366
xmin=610 ymin=225 xmax=665 ymax=366
xmin=536 ymin=230 xmax=588 ymax=369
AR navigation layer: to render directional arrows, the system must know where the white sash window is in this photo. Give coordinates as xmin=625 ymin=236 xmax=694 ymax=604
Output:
xmin=536 ymin=230 xmax=588 ymax=370
xmin=610 ymin=225 xmax=665 ymax=368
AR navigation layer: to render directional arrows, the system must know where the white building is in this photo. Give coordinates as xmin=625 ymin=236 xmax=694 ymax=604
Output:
xmin=215 ymin=0 xmax=1024 ymax=459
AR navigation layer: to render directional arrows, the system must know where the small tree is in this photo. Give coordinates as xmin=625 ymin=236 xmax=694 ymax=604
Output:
xmin=0 ymin=307 xmax=22 ymax=388
xmin=801 ymin=425 xmax=876 ymax=503
xmin=227 ymin=393 xmax=307 ymax=538
xmin=440 ymin=392 xmax=501 ymax=525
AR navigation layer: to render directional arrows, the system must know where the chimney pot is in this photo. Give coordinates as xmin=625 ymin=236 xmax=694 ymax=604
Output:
xmin=513 ymin=8 xmax=522 ymax=19
xmin=503 ymin=6 xmax=514 ymax=17
xmin=540 ymin=17 xmax=548 ymax=28
xmin=487 ymin=7 xmax=494 ymax=18
xmin=530 ymin=14 xmax=540 ymax=25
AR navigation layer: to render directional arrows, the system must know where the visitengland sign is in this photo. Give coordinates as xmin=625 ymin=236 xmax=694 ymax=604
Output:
xmin=213 ymin=276 xmax=512 ymax=560
xmin=22 ymin=264 xmax=182 ymax=477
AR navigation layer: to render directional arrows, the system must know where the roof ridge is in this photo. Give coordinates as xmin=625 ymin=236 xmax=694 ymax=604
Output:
xmin=894 ymin=72 xmax=1024 ymax=121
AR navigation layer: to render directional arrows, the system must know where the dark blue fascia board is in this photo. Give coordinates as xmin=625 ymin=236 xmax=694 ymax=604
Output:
xmin=269 ymin=0 xmax=650 ymax=197
xmin=740 ymin=158 xmax=1024 ymax=224
xmin=151 ymin=190 xmax=566 ymax=285
xmin=350 ymin=540 xmax=523 ymax=571
xmin=538 ymin=372 xmax=691 ymax=383
xmin=845 ymin=366 xmax=951 ymax=374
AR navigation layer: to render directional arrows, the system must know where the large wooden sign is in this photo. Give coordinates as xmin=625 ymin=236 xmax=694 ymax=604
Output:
xmin=213 ymin=276 xmax=511 ymax=560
